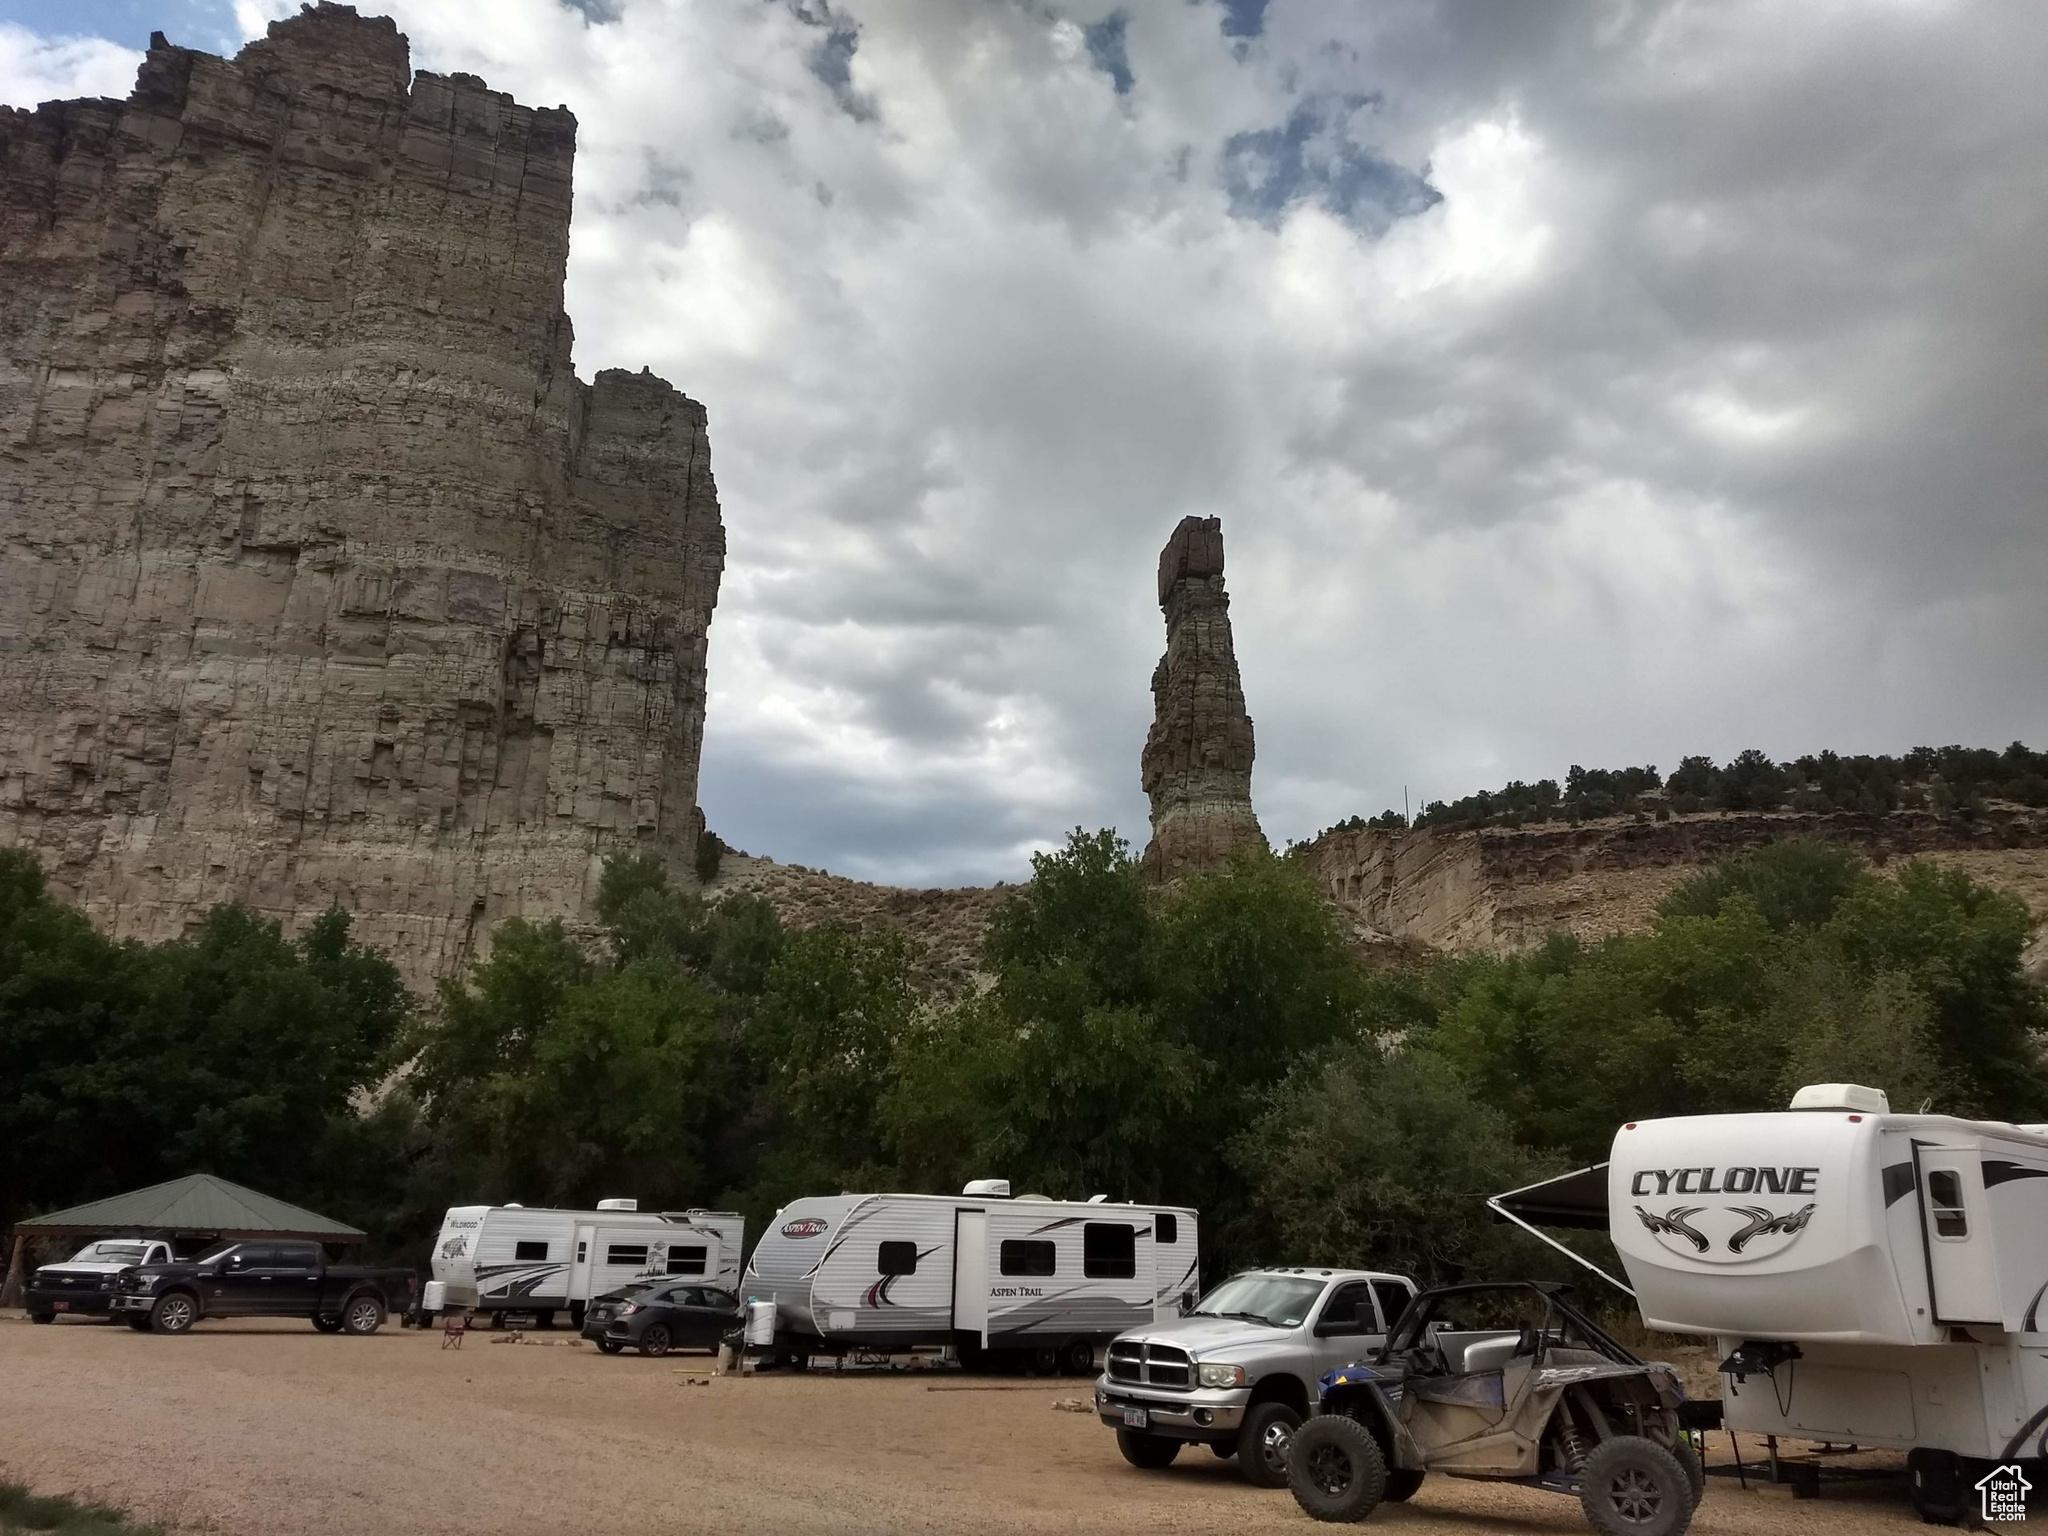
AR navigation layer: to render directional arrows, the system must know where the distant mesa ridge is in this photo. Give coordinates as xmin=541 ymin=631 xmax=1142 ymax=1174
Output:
xmin=0 ymin=3 xmax=723 ymax=987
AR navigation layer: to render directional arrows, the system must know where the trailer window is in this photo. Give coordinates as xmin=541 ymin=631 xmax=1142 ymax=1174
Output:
xmin=1083 ymin=1223 xmax=1135 ymax=1279
xmin=666 ymin=1245 xmax=707 ymax=1275
xmin=1927 ymin=1170 xmax=1969 ymax=1239
xmin=1000 ymin=1240 xmax=1056 ymax=1276
xmin=606 ymin=1244 xmax=650 ymax=1266
xmin=878 ymin=1241 xmax=918 ymax=1276
xmin=515 ymin=1241 xmax=549 ymax=1262
xmin=1156 ymin=1214 xmax=1178 ymax=1245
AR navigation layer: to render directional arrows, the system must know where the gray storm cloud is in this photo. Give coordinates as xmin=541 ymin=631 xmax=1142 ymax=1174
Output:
xmin=16 ymin=0 xmax=2046 ymax=885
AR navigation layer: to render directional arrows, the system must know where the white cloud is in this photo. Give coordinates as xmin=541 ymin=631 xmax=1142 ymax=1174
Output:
xmin=0 ymin=24 xmax=140 ymax=106
xmin=28 ymin=0 xmax=2048 ymax=881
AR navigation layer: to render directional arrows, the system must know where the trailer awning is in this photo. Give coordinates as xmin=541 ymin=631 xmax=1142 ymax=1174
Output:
xmin=1490 ymin=1163 xmax=1611 ymax=1231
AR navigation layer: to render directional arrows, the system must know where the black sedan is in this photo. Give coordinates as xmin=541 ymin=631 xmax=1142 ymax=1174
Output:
xmin=581 ymin=1281 xmax=740 ymax=1357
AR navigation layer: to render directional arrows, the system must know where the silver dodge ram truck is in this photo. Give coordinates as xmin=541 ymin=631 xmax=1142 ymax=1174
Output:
xmin=1095 ymin=1267 xmax=1416 ymax=1487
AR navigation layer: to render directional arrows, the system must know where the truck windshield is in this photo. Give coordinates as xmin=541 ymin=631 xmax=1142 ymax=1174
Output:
xmin=1190 ymin=1275 xmax=1326 ymax=1327
xmin=71 ymin=1242 xmax=150 ymax=1264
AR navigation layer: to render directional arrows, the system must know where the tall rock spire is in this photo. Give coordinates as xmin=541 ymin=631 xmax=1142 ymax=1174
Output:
xmin=1141 ymin=516 xmax=1268 ymax=880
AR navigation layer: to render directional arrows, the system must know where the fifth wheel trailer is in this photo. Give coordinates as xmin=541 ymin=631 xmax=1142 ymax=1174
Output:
xmin=430 ymin=1200 xmax=744 ymax=1326
xmin=1493 ymin=1083 xmax=2048 ymax=1524
xmin=742 ymin=1181 xmax=1198 ymax=1370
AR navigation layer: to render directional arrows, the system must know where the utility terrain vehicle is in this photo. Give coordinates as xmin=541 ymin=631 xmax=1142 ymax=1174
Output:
xmin=1287 ymin=1282 xmax=1700 ymax=1536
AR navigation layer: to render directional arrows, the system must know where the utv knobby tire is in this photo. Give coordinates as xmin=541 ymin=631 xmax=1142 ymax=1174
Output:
xmin=1383 ymin=1467 xmax=1425 ymax=1503
xmin=1672 ymin=1438 xmax=1705 ymax=1505
xmin=341 ymin=1295 xmax=386 ymax=1336
xmin=1238 ymin=1401 xmax=1304 ymax=1489
xmin=639 ymin=1323 xmax=673 ymax=1358
xmin=1579 ymin=1435 xmax=1695 ymax=1536
xmin=1287 ymin=1415 xmax=1388 ymax=1523
xmin=149 ymin=1292 xmax=197 ymax=1335
xmin=311 ymin=1313 xmax=345 ymax=1334
xmin=1116 ymin=1430 xmax=1181 ymax=1470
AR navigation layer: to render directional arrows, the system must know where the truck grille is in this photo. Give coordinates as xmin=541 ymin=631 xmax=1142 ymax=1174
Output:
xmin=1107 ymin=1341 xmax=1194 ymax=1391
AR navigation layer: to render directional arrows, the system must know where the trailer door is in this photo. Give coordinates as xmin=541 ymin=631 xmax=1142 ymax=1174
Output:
xmin=1914 ymin=1144 xmax=2001 ymax=1325
xmin=952 ymin=1208 xmax=988 ymax=1345
xmin=569 ymin=1224 xmax=594 ymax=1301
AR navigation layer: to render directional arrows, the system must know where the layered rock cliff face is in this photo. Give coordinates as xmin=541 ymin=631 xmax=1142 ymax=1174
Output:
xmin=1140 ymin=516 xmax=1267 ymax=880
xmin=0 ymin=5 xmax=723 ymax=986
xmin=1296 ymin=806 xmax=2048 ymax=957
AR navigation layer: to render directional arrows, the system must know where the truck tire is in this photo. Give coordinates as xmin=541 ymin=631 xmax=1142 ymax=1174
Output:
xmin=311 ymin=1313 xmax=345 ymax=1334
xmin=29 ymin=1311 xmax=55 ymax=1324
xmin=1238 ymin=1400 xmax=1304 ymax=1488
xmin=340 ymin=1294 xmax=386 ymax=1336
xmin=1288 ymin=1415 xmax=1388 ymax=1522
xmin=1383 ymin=1468 xmax=1425 ymax=1502
xmin=126 ymin=1316 xmax=153 ymax=1332
xmin=149 ymin=1292 xmax=197 ymax=1335
xmin=1116 ymin=1430 xmax=1181 ymax=1469
xmin=1579 ymin=1435 xmax=1695 ymax=1536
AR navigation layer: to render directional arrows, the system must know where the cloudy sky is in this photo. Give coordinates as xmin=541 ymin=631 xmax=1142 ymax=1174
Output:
xmin=6 ymin=0 xmax=2046 ymax=886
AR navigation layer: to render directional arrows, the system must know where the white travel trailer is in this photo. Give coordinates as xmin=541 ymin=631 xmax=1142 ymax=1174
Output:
xmin=431 ymin=1200 xmax=744 ymax=1326
xmin=742 ymin=1181 xmax=1199 ymax=1371
xmin=1493 ymin=1084 xmax=2048 ymax=1523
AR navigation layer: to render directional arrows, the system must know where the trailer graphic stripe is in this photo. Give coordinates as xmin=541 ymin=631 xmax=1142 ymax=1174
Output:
xmin=1881 ymin=1161 xmax=1916 ymax=1206
xmin=1983 ymin=1160 xmax=2048 ymax=1189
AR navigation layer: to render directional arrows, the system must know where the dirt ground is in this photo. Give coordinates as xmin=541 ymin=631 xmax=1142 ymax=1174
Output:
xmin=0 ymin=1312 xmax=1937 ymax=1536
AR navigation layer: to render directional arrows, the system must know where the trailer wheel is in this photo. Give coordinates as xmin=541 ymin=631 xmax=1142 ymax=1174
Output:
xmin=1238 ymin=1401 xmax=1304 ymax=1488
xmin=1383 ymin=1468 xmax=1425 ymax=1502
xmin=311 ymin=1313 xmax=345 ymax=1333
xmin=1116 ymin=1430 xmax=1181 ymax=1469
xmin=149 ymin=1292 xmax=197 ymax=1335
xmin=534 ymin=1310 xmax=555 ymax=1331
xmin=1907 ymin=1448 xmax=1964 ymax=1526
xmin=341 ymin=1295 xmax=386 ymax=1336
xmin=1579 ymin=1435 xmax=1695 ymax=1536
xmin=1287 ymin=1415 xmax=1388 ymax=1522
xmin=1061 ymin=1340 xmax=1094 ymax=1376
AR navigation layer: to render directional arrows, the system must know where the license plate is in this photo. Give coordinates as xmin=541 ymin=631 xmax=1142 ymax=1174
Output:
xmin=1121 ymin=1408 xmax=1148 ymax=1429
xmin=53 ymin=1302 xmax=70 ymax=1312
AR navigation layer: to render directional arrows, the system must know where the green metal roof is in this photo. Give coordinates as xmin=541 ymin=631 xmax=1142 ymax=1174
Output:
xmin=14 ymin=1175 xmax=365 ymax=1241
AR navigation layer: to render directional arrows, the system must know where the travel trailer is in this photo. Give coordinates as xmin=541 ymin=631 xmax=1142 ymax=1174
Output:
xmin=430 ymin=1200 xmax=744 ymax=1327
xmin=1492 ymin=1084 xmax=2048 ymax=1523
xmin=742 ymin=1181 xmax=1199 ymax=1371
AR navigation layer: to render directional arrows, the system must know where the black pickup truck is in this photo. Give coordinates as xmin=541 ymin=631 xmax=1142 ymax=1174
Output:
xmin=109 ymin=1239 xmax=415 ymax=1335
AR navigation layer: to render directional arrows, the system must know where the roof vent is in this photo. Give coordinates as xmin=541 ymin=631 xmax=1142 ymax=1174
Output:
xmin=503 ymin=1202 xmax=523 ymax=1209
xmin=1790 ymin=1083 xmax=1890 ymax=1114
xmin=596 ymin=1198 xmax=638 ymax=1212
xmin=962 ymin=1179 xmax=1011 ymax=1198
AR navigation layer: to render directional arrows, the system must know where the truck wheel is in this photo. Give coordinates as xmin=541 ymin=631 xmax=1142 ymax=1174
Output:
xmin=1383 ymin=1468 xmax=1425 ymax=1502
xmin=126 ymin=1316 xmax=153 ymax=1332
xmin=1116 ymin=1430 xmax=1181 ymax=1469
xmin=341 ymin=1295 xmax=386 ymax=1336
xmin=1288 ymin=1415 xmax=1388 ymax=1522
xmin=1579 ymin=1435 xmax=1694 ymax=1536
xmin=149 ymin=1293 xmax=197 ymax=1335
xmin=29 ymin=1311 xmax=55 ymax=1325
xmin=1238 ymin=1401 xmax=1304 ymax=1488
xmin=1672 ymin=1438 xmax=1704 ymax=1504
xmin=311 ymin=1313 xmax=345 ymax=1334
xmin=1209 ymin=1443 xmax=1237 ymax=1459
xmin=639 ymin=1323 xmax=673 ymax=1357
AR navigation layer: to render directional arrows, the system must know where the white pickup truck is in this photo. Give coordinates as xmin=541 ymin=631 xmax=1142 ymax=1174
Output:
xmin=1094 ymin=1267 xmax=1417 ymax=1488
xmin=26 ymin=1238 xmax=175 ymax=1322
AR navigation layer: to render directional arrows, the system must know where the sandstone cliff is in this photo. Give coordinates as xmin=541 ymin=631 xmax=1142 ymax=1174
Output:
xmin=0 ymin=5 xmax=723 ymax=987
xmin=1140 ymin=515 xmax=1267 ymax=880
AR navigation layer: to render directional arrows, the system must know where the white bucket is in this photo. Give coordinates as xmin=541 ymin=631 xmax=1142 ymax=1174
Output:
xmin=422 ymin=1280 xmax=447 ymax=1313
xmin=744 ymin=1298 xmax=776 ymax=1347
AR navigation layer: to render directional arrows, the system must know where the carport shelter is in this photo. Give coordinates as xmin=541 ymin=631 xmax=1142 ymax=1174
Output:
xmin=2 ymin=1175 xmax=364 ymax=1305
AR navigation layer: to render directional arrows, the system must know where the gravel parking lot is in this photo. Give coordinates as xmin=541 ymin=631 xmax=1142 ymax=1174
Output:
xmin=1 ymin=1312 xmax=1929 ymax=1536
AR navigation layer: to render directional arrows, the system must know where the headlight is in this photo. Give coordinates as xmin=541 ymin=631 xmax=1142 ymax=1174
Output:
xmin=1197 ymin=1362 xmax=1247 ymax=1389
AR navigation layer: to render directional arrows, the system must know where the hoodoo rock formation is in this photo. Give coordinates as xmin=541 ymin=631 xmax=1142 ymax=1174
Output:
xmin=1140 ymin=516 xmax=1268 ymax=880
xmin=0 ymin=5 xmax=724 ymax=985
